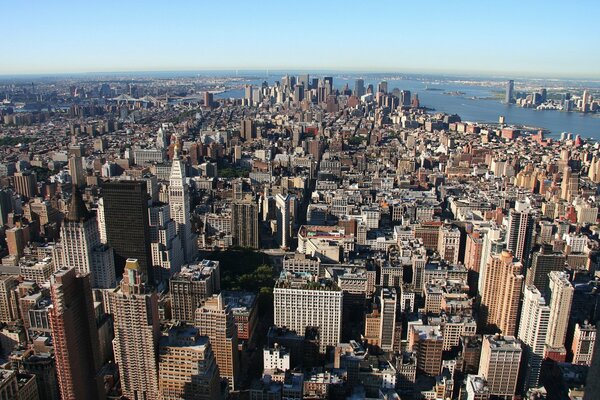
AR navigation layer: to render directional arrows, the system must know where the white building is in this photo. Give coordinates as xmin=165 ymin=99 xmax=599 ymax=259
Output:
xmin=263 ymin=345 xmax=290 ymax=371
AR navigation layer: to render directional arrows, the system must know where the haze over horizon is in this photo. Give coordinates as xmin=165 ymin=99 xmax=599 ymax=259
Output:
xmin=4 ymin=0 xmax=600 ymax=79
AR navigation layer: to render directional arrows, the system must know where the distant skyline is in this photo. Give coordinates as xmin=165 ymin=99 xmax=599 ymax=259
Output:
xmin=4 ymin=0 xmax=600 ymax=78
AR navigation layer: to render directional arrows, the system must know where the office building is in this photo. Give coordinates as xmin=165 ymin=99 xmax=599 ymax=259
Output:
xmin=354 ymin=79 xmax=365 ymax=97
xmin=526 ymin=246 xmax=566 ymax=295
xmin=13 ymin=171 xmax=37 ymax=199
xmin=49 ymin=268 xmax=103 ymax=399
xmin=170 ymin=142 xmax=195 ymax=262
xmin=478 ymin=335 xmax=522 ymax=399
xmin=61 ymin=187 xmax=116 ymax=288
xmin=195 ymin=294 xmax=240 ymax=391
xmin=275 ymin=194 xmax=292 ymax=250
xmin=438 ymin=225 xmax=461 ymax=265
xmin=231 ymin=200 xmax=259 ymax=248
xmin=102 ymin=180 xmax=153 ymax=280
xmin=408 ymin=325 xmax=444 ymax=376
xmin=479 ymin=250 xmax=523 ymax=336
xmin=158 ymin=325 xmax=221 ymax=400
xmin=379 ymin=288 xmax=398 ymax=352
xmin=148 ymin=203 xmax=184 ymax=280
xmin=274 ymin=272 xmax=343 ymax=353
xmin=0 ymin=275 xmax=19 ymax=324
xmin=505 ymin=80 xmax=514 ymax=103
xmin=109 ymin=259 xmax=161 ymax=400
xmin=68 ymin=156 xmax=86 ymax=187
xmin=170 ymin=260 xmax=220 ymax=323
xmin=518 ymin=285 xmax=550 ymax=390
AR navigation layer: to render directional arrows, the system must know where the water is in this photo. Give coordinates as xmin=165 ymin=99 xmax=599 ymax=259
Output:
xmin=215 ymin=76 xmax=600 ymax=140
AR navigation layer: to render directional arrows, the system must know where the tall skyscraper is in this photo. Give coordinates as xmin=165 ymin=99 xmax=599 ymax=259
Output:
xmin=102 ymin=180 xmax=153 ymax=280
xmin=518 ymin=285 xmax=550 ymax=390
xmin=170 ymin=142 xmax=195 ymax=263
xmin=546 ymin=271 xmax=574 ymax=351
xmin=231 ymin=200 xmax=259 ymax=248
xmin=506 ymin=202 xmax=535 ymax=268
xmin=274 ymin=272 xmax=343 ymax=353
xmin=61 ymin=187 xmax=116 ymax=288
xmin=275 ymin=193 xmax=292 ymax=250
xmin=478 ymin=335 xmax=522 ymax=399
xmin=505 ymin=80 xmax=514 ymax=103
xmin=49 ymin=268 xmax=104 ymax=399
xmin=148 ymin=203 xmax=183 ymax=280
xmin=354 ymin=79 xmax=365 ymax=97
xmin=158 ymin=325 xmax=221 ymax=400
xmin=584 ymin=322 xmax=600 ymax=399
xmin=572 ymin=322 xmax=596 ymax=366
xmin=479 ymin=250 xmax=524 ymax=336
xmin=13 ymin=171 xmax=37 ymax=199
xmin=195 ymin=294 xmax=239 ymax=391
xmin=379 ymin=287 xmax=398 ymax=352
xmin=68 ymin=156 xmax=86 ymax=187
xmin=109 ymin=259 xmax=160 ymax=400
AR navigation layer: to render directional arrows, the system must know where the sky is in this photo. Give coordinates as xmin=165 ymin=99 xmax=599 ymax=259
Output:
xmin=2 ymin=0 xmax=599 ymax=78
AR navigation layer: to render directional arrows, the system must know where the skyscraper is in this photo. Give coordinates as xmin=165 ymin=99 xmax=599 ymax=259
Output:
xmin=379 ymin=287 xmax=398 ymax=352
xmin=102 ymin=180 xmax=152 ymax=280
xmin=275 ymin=193 xmax=292 ymax=250
xmin=109 ymin=259 xmax=160 ymax=400
xmin=561 ymin=166 xmax=579 ymax=202
xmin=148 ymin=203 xmax=183 ymax=280
xmin=546 ymin=271 xmax=574 ymax=352
xmin=49 ymin=268 xmax=104 ymax=399
xmin=195 ymin=294 xmax=239 ymax=391
xmin=478 ymin=335 xmax=522 ymax=399
xmin=61 ymin=187 xmax=116 ymax=288
xmin=526 ymin=245 xmax=566 ymax=295
xmin=505 ymin=80 xmax=514 ymax=103
xmin=170 ymin=142 xmax=196 ymax=263
xmin=506 ymin=202 xmax=535 ymax=268
xmin=68 ymin=156 xmax=86 ymax=187
xmin=158 ymin=325 xmax=221 ymax=400
xmin=518 ymin=285 xmax=550 ymax=390
xmin=354 ymin=79 xmax=365 ymax=97
xmin=479 ymin=250 xmax=524 ymax=336
xmin=231 ymin=200 xmax=259 ymax=248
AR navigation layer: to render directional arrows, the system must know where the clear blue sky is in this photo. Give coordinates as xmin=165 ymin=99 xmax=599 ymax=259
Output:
xmin=3 ymin=0 xmax=599 ymax=78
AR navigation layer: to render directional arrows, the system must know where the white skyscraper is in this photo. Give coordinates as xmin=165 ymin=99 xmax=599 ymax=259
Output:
xmin=96 ymin=197 xmax=107 ymax=244
xmin=169 ymin=140 xmax=196 ymax=262
xmin=518 ymin=285 xmax=550 ymax=389
xmin=149 ymin=203 xmax=184 ymax=280
xmin=275 ymin=193 xmax=292 ymax=249
xmin=546 ymin=271 xmax=574 ymax=350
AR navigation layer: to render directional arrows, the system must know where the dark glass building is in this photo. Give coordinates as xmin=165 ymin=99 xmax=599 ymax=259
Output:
xmin=102 ymin=181 xmax=152 ymax=281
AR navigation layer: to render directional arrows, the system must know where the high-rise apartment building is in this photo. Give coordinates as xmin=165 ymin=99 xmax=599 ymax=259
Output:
xmin=49 ymin=268 xmax=104 ymax=399
xmin=68 ymin=156 xmax=86 ymax=187
xmin=274 ymin=272 xmax=343 ymax=353
xmin=518 ymin=285 xmax=550 ymax=389
xmin=478 ymin=335 xmax=522 ymax=399
xmin=231 ymin=200 xmax=259 ymax=248
xmin=109 ymin=259 xmax=160 ymax=400
xmin=158 ymin=325 xmax=221 ymax=400
xmin=195 ymin=294 xmax=239 ymax=391
xmin=561 ymin=166 xmax=579 ymax=202
xmin=354 ymin=79 xmax=365 ymax=97
xmin=546 ymin=271 xmax=574 ymax=351
xmin=506 ymin=203 xmax=535 ymax=268
xmin=170 ymin=260 xmax=220 ymax=323
xmin=479 ymin=250 xmax=524 ymax=336
xmin=408 ymin=325 xmax=444 ymax=376
xmin=102 ymin=180 xmax=153 ymax=280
